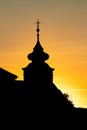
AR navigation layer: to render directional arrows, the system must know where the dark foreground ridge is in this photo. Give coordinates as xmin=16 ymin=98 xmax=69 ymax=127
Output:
xmin=0 ymin=21 xmax=87 ymax=129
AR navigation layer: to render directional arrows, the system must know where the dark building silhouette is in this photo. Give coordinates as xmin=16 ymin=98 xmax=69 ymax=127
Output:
xmin=0 ymin=67 xmax=17 ymax=90
xmin=22 ymin=21 xmax=54 ymax=97
xmin=0 ymin=67 xmax=17 ymax=82
xmin=0 ymin=20 xmax=87 ymax=129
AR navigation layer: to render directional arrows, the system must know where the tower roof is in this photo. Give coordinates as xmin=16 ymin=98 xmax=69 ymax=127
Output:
xmin=28 ymin=20 xmax=49 ymax=62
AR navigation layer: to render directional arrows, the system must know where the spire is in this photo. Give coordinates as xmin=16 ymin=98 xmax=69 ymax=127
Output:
xmin=28 ymin=20 xmax=49 ymax=62
xmin=36 ymin=20 xmax=40 ymax=42
xmin=33 ymin=19 xmax=43 ymax=52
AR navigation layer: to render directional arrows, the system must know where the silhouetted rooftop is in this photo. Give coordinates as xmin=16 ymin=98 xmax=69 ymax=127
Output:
xmin=0 ymin=68 xmax=17 ymax=80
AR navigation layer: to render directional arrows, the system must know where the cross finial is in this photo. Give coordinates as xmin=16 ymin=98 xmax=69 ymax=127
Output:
xmin=36 ymin=20 xmax=40 ymax=33
xmin=36 ymin=20 xmax=40 ymax=42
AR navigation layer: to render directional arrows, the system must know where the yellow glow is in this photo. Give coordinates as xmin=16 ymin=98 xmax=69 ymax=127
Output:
xmin=61 ymin=89 xmax=87 ymax=108
xmin=0 ymin=38 xmax=87 ymax=108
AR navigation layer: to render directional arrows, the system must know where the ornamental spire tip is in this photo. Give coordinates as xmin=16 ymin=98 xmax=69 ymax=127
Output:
xmin=36 ymin=20 xmax=40 ymax=42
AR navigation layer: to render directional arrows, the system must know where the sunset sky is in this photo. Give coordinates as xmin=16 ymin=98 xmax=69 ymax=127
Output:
xmin=0 ymin=0 xmax=87 ymax=108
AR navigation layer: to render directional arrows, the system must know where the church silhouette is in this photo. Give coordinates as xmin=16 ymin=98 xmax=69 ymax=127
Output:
xmin=0 ymin=21 xmax=87 ymax=128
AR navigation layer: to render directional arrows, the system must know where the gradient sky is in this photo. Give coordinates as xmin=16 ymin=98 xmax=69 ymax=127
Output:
xmin=0 ymin=0 xmax=87 ymax=108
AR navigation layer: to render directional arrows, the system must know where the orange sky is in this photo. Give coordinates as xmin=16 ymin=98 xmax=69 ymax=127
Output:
xmin=0 ymin=0 xmax=87 ymax=108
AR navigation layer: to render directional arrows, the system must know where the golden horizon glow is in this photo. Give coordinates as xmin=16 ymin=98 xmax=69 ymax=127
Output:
xmin=0 ymin=0 xmax=87 ymax=108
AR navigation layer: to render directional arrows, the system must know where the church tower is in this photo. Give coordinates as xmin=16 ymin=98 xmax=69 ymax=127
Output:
xmin=22 ymin=21 xmax=54 ymax=94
